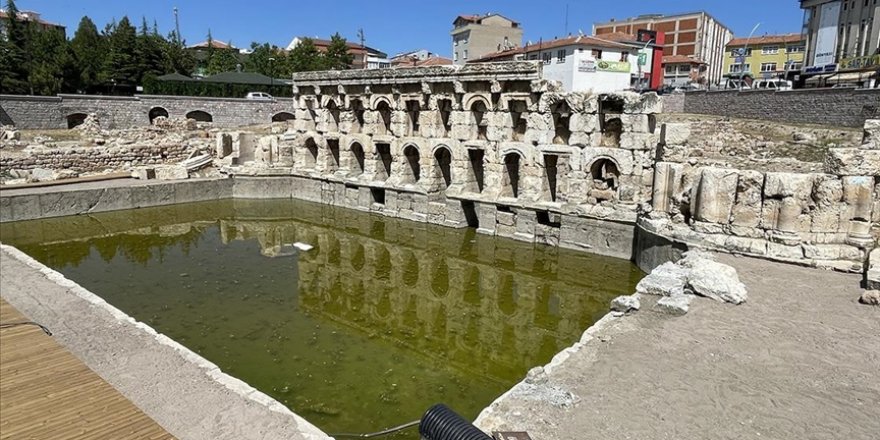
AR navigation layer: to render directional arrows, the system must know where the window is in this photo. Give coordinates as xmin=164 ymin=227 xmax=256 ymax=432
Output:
xmin=592 ymin=49 xmax=603 ymax=60
xmin=731 ymin=47 xmax=753 ymax=57
xmin=620 ymin=51 xmax=629 ymax=61
xmin=454 ymin=52 xmax=458 ymax=62
xmin=760 ymin=62 xmax=777 ymax=72
xmin=556 ymin=49 xmax=566 ymax=63
xmin=786 ymin=45 xmax=805 ymax=53
xmin=679 ymin=65 xmax=692 ymax=74
xmin=463 ymin=37 xmax=468 ymax=44
xmin=786 ymin=61 xmax=803 ymax=70
xmin=529 ymin=53 xmax=539 ymax=60
xmin=463 ymin=49 xmax=468 ymax=60
xmin=729 ymin=63 xmax=751 ymax=73
xmin=454 ymin=39 xmax=459 ymax=47
xmin=761 ymin=45 xmax=779 ymax=54
xmin=542 ymin=52 xmax=552 ymax=64
xmin=665 ymin=65 xmax=676 ymax=74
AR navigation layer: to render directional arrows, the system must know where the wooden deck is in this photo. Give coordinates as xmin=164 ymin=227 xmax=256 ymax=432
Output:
xmin=0 ymin=299 xmax=175 ymax=440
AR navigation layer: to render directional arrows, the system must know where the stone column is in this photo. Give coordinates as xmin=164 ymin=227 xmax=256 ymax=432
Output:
xmin=843 ymin=175 xmax=875 ymax=248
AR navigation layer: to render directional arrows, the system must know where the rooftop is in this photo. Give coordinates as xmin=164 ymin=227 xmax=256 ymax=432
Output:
xmin=594 ymin=10 xmax=731 ymax=32
xmin=453 ymin=13 xmax=521 ymax=26
xmin=0 ymin=9 xmax=65 ymax=29
xmin=187 ymin=39 xmax=236 ymax=50
xmin=728 ymin=33 xmax=805 ymax=47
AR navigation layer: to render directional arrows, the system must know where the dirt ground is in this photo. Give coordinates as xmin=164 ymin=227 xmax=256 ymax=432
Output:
xmin=477 ymin=253 xmax=879 ymax=440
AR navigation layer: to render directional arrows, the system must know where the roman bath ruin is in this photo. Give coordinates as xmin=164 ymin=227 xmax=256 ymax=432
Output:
xmin=1 ymin=62 xmax=878 ymax=439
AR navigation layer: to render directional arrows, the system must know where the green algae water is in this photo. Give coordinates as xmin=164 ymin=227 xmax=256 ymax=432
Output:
xmin=1 ymin=199 xmax=642 ymax=436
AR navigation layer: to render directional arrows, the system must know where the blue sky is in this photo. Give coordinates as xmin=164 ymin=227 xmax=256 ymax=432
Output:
xmin=17 ymin=0 xmax=805 ymax=56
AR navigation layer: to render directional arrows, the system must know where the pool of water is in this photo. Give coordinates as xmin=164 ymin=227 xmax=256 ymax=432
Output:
xmin=1 ymin=199 xmax=643 ymax=436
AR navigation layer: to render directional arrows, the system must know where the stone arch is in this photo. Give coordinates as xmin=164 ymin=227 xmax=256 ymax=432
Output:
xmin=148 ymin=107 xmax=169 ymax=124
xmin=369 ymin=95 xmax=394 ymax=111
xmin=588 ymin=157 xmax=620 ymax=203
xmin=402 ymin=143 xmax=421 ymax=184
xmin=324 ymin=100 xmax=341 ymax=132
xmin=463 ymin=94 xmax=492 ymax=112
xmin=65 ymin=113 xmax=88 ymax=129
xmin=271 ymin=112 xmax=295 ymax=122
xmin=321 ymin=95 xmax=343 ymax=108
xmin=501 ymin=151 xmax=523 ymax=198
xmin=375 ymin=100 xmax=393 ymax=135
xmin=348 ymin=140 xmax=366 ymax=175
xmin=431 ymin=258 xmax=449 ymax=298
xmin=550 ymin=101 xmax=572 ymax=145
xmin=470 ymin=100 xmax=489 ymax=140
xmin=432 ymin=145 xmax=453 ymax=189
xmin=185 ymin=110 xmax=213 ymax=122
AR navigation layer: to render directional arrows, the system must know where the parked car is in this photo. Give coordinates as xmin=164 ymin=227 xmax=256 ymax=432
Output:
xmin=752 ymin=79 xmax=793 ymax=91
xmin=245 ymin=92 xmax=275 ymax=101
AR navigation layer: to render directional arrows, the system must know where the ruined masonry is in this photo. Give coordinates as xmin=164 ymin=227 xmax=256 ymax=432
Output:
xmin=216 ymin=62 xmax=878 ymax=272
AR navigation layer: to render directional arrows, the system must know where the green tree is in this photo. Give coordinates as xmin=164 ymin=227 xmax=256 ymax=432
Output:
xmin=288 ymin=37 xmax=324 ymax=72
xmin=0 ymin=0 xmax=30 ymax=93
xmin=25 ymin=26 xmax=76 ymax=95
xmin=324 ymin=33 xmax=354 ymax=70
xmin=71 ymin=16 xmax=106 ymax=92
xmin=245 ymin=42 xmax=285 ymax=76
xmin=103 ymin=16 xmax=139 ymax=87
xmin=162 ymin=31 xmax=196 ymax=74
xmin=206 ymin=45 xmax=239 ymax=74
xmin=136 ymin=16 xmax=167 ymax=82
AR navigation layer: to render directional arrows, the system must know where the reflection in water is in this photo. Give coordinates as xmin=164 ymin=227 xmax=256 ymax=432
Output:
xmin=1 ymin=199 xmax=643 ymax=436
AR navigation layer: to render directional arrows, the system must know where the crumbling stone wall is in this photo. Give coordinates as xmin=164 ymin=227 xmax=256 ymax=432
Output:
xmin=681 ymin=88 xmax=880 ymax=128
xmin=0 ymin=144 xmax=191 ymax=174
xmin=220 ymin=62 xmax=662 ymax=260
xmin=644 ymin=120 xmax=880 ymax=272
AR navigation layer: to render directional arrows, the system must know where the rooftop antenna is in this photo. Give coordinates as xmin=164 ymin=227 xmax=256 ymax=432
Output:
xmin=357 ymin=28 xmax=366 ymax=68
xmin=564 ymin=3 xmax=569 ymax=35
xmin=173 ymin=6 xmax=181 ymax=47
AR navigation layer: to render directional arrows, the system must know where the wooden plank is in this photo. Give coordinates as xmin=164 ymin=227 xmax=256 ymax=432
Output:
xmin=0 ymin=299 xmax=175 ymax=440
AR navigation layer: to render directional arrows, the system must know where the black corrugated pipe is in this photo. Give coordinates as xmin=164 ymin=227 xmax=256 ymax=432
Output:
xmin=419 ymin=404 xmax=492 ymax=440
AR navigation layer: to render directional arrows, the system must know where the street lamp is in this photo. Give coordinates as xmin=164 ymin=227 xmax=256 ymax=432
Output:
xmin=268 ymin=57 xmax=276 ymax=90
xmin=739 ymin=22 xmax=761 ymax=91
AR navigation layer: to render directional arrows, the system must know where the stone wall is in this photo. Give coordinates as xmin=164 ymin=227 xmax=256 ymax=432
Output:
xmin=661 ymin=93 xmax=685 ymax=113
xmin=642 ymin=121 xmax=880 ymax=272
xmin=0 ymin=94 xmax=295 ymax=129
xmin=0 ymin=144 xmax=192 ymax=174
xmin=222 ymin=62 xmax=662 ymax=260
xmin=680 ymin=88 xmax=880 ymax=127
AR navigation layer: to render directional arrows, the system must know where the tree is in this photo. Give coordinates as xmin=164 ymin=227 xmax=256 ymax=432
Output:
xmin=25 ymin=26 xmax=76 ymax=95
xmin=135 ymin=16 xmax=166 ymax=82
xmin=245 ymin=42 xmax=285 ymax=77
xmin=288 ymin=38 xmax=324 ymax=72
xmin=0 ymin=0 xmax=30 ymax=93
xmin=71 ymin=16 xmax=106 ymax=92
xmin=103 ymin=16 xmax=139 ymax=87
xmin=162 ymin=31 xmax=196 ymax=75
xmin=206 ymin=45 xmax=239 ymax=74
xmin=324 ymin=33 xmax=354 ymax=70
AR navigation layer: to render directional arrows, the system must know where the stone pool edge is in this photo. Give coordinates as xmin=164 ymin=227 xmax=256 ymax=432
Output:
xmin=473 ymin=309 xmax=625 ymax=429
xmin=0 ymin=243 xmax=332 ymax=440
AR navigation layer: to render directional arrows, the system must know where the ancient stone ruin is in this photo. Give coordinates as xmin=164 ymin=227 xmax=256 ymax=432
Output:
xmin=218 ymin=62 xmax=662 ymax=261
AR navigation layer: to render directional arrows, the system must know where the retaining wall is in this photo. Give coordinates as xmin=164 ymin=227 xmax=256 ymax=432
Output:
xmin=679 ymin=87 xmax=880 ymax=127
xmin=0 ymin=94 xmax=295 ymax=129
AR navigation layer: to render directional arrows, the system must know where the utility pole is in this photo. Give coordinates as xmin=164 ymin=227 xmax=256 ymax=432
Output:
xmin=739 ymin=22 xmax=761 ymax=91
xmin=173 ymin=6 xmax=182 ymax=47
xmin=358 ymin=28 xmax=366 ymax=69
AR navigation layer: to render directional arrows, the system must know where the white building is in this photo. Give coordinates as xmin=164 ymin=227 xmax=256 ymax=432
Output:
xmin=474 ymin=34 xmax=654 ymax=93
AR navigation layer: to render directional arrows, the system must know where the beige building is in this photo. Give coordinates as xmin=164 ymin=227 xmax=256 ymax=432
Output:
xmin=451 ymin=13 xmax=523 ymax=65
xmin=800 ymin=0 xmax=879 ymax=69
xmin=594 ymin=11 xmax=733 ymax=85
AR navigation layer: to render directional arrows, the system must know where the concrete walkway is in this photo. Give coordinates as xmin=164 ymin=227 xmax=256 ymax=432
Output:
xmin=0 ymin=245 xmax=329 ymax=440
xmin=477 ymin=253 xmax=880 ymax=440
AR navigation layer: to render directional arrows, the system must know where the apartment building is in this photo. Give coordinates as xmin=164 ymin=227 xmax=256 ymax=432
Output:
xmin=801 ymin=0 xmax=879 ymax=69
xmin=723 ymin=33 xmax=807 ymax=79
xmin=451 ymin=13 xmax=523 ymax=65
xmin=0 ymin=9 xmax=65 ymax=38
xmin=287 ymin=37 xmax=390 ymax=69
xmin=594 ymin=11 xmax=733 ymax=86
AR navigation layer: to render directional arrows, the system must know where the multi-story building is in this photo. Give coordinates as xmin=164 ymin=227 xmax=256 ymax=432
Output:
xmin=472 ymin=34 xmax=655 ymax=93
xmin=451 ymin=13 xmax=523 ymax=65
xmin=594 ymin=11 xmax=733 ymax=86
xmin=800 ymin=0 xmax=879 ymax=75
xmin=287 ymin=37 xmax=390 ymax=69
xmin=0 ymin=9 xmax=65 ymax=38
xmin=722 ymin=33 xmax=806 ymax=80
